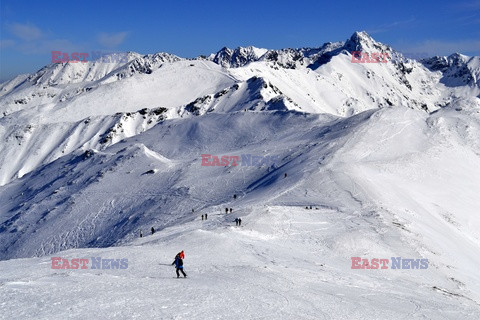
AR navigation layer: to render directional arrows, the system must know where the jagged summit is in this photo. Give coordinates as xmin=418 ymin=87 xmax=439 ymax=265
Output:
xmin=343 ymin=31 xmax=391 ymax=53
xmin=211 ymin=46 xmax=268 ymax=68
xmin=422 ymin=53 xmax=480 ymax=87
xmin=0 ymin=51 xmax=181 ymax=94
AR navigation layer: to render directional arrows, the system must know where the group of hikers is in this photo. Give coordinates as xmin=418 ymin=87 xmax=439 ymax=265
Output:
xmin=141 ymin=193 xmax=247 ymax=238
xmin=139 ymin=227 xmax=156 ymax=238
xmin=140 ymin=208 xmax=244 ymax=237
xmin=234 ymin=218 xmax=242 ymax=226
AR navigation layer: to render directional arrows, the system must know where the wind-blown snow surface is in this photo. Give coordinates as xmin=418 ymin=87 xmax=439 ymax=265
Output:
xmin=1 ymin=204 xmax=480 ymax=319
xmin=1 ymin=32 xmax=480 ymax=318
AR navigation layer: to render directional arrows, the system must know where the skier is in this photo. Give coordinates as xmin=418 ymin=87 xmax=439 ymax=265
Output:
xmin=205 ymin=213 xmax=208 ymax=220
xmin=201 ymin=214 xmax=204 ymax=221
xmin=225 ymin=208 xmax=228 ymax=214
xmin=151 ymin=227 xmax=155 ymax=235
xmin=172 ymin=251 xmax=187 ymax=278
xmin=230 ymin=208 xmax=233 ymax=213
xmin=238 ymin=218 xmax=242 ymax=226
xmin=234 ymin=218 xmax=239 ymax=226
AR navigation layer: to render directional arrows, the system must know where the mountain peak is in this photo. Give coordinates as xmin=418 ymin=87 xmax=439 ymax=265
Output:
xmin=343 ymin=31 xmax=381 ymax=52
xmin=212 ymin=46 xmax=268 ymax=68
xmin=351 ymin=31 xmax=373 ymax=41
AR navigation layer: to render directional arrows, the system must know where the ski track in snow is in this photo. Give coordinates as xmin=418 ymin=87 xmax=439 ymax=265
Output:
xmin=2 ymin=206 xmax=480 ymax=319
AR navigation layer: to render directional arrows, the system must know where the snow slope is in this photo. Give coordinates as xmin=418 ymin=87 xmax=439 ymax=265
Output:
xmin=1 ymin=203 xmax=479 ymax=319
xmin=1 ymin=104 xmax=480 ymax=318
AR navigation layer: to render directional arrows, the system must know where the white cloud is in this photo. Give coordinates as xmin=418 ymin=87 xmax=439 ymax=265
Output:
xmin=396 ymin=39 xmax=480 ymax=56
xmin=3 ymin=22 xmax=89 ymax=56
xmin=97 ymin=32 xmax=128 ymax=48
xmin=0 ymin=39 xmax=16 ymax=49
xmin=454 ymin=0 xmax=480 ymax=10
xmin=366 ymin=18 xmax=417 ymax=35
xmin=8 ymin=23 xmax=43 ymax=41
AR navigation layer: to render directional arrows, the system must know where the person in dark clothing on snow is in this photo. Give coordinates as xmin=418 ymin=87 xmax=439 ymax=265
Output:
xmin=172 ymin=251 xmax=187 ymax=278
xmin=201 ymin=214 xmax=204 ymax=221
xmin=238 ymin=218 xmax=242 ymax=226
xmin=230 ymin=208 xmax=233 ymax=213
xmin=234 ymin=218 xmax=239 ymax=226
xmin=205 ymin=213 xmax=208 ymax=220
xmin=151 ymin=227 xmax=155 ymax=235
xmin=225 ymin=208 xmax=228 ymax=214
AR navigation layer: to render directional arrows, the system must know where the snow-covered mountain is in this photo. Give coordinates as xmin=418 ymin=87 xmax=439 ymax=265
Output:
xmin=1 ymin=31 xmax=480 ymax=318
xmin=2 ymin=32 xmax=479 ymax=188
xmin=422 ymin=53 xmax=480 ymax=88
xmin=211 ymin=46 xmax=269 ymax=68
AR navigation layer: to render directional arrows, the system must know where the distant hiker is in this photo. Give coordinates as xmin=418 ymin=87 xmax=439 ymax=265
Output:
xmin=192 ymin=209 xmax=195 ymax=213
xmin=205 ymin=213 xmax=208 ymax=220
xmin=284 ymin=173 xmax=287 ymax=178
xmin=310 ymin=205 xmax=312 ymax=209
xmin=235 ymin=218 xmax=239 ymax=226
xmin=201 ymin=214 xmax=204 ymax=221
xmin=230 ymin=208 xmax=233 ymax=213
xmin=233 ymin=194 xmax=237 ymax=200
xmin=172 ymin=251 xmax=187 ymax=278
xmin=305 ymin=206 xmax=309 ymax=209
xmin=225 ymin=208 xmax=229 ymax=214
xmin=238 ymin=218 xmax=242 ymax=226
xmin=140 ymin=231 xmax=143 ymax=238
xmin=151 ymin=227 xmax=155 ymax=235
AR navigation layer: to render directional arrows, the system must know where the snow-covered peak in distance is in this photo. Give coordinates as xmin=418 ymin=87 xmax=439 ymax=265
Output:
xmin=99 ymin=51 xmax=181 ymax=84
xmin=306 ymin=31 xmax=395 ymax=69
xmin=0 ymin=51 xmax=181 ymax=96
xmin=342 ymin=30 xmax=389 ymax=52
xmin=422 ymin=53 xmax=480 ymax=88
xmin=207 ymin=31 xmax=399 ymax=71
xmin=211 ymin=45 xmax=269 ymax=68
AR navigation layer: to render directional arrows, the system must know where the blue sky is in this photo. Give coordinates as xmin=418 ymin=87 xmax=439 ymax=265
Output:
xmin=1 ymin=0 xmax=479 ymax=82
